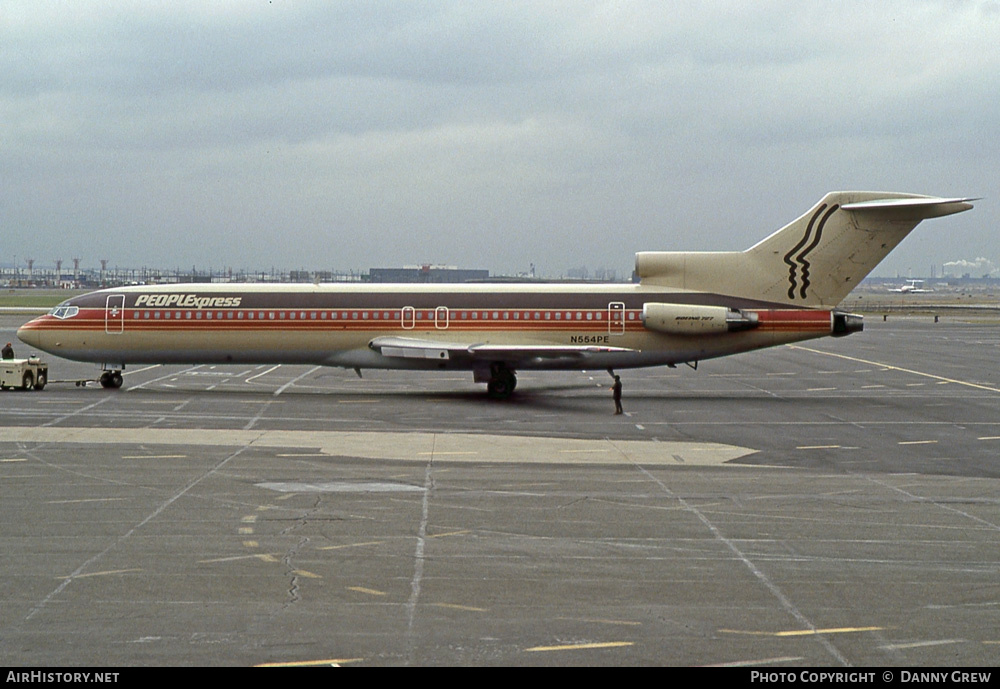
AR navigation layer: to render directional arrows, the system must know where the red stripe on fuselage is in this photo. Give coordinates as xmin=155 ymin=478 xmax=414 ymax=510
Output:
xmin=21 ymin=307 xmax=836 ymax=335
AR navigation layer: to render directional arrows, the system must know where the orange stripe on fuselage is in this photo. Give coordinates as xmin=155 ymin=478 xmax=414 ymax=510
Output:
xmin=755 ymin=309 xmax=832 ymax=332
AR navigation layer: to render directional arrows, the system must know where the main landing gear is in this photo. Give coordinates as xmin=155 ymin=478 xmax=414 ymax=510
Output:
xmin=486 ymin=362 xmax=517 ymax=399
xmin=99 ymin=370 xmax=123 ymax=389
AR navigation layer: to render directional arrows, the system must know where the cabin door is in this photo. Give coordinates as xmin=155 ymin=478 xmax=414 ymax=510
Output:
xmin=608 ymin=301 xmax=625 ymax=335
xmin=401 ymin=306 xmax=416 ymax=330
xmin=434 ymin=306 xmax=449 ymax=330
xmin=105 ymin=295 xmax=125 ymax=334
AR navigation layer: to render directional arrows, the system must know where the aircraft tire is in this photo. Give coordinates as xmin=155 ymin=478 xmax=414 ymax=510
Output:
xmin=110 ymin=371 xmax=123 ymax=389
xmin=487 ymin=380 xmax=510 ymax=399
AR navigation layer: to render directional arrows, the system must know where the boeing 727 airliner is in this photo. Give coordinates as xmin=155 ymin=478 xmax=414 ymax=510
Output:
xmin=17 ymin=192 xmax=974 ymax=397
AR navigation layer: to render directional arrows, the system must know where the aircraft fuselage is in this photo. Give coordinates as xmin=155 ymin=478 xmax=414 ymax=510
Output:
xmin=16 ymin=282 xmax=847 ymax=373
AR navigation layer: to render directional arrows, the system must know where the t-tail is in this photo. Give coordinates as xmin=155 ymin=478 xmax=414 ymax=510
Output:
xmin=636 ymin=192 xmax=975 ymax=307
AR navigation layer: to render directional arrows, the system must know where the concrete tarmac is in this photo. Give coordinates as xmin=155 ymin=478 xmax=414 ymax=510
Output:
xmin=2 ymin=315 xmax=999 ymax=666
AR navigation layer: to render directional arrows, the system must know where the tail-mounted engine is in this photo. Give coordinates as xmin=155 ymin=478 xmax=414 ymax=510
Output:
xmin=641 ymin=303 xmax=759 ymax=335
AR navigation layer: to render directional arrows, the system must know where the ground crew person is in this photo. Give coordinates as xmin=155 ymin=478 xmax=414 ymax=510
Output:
xmin=611 ymin=375 xmax=623 ymax=415
xmin=1 ymin=342 xmax=13 ymax=359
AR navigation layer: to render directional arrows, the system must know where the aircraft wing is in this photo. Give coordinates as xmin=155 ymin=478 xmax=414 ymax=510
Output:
xmin=369 ymin=336 xmax=637 ymax=365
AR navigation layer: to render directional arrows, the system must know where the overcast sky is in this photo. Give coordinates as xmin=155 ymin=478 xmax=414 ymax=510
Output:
xmin=3 ymin=1 xmax=997 ymax=278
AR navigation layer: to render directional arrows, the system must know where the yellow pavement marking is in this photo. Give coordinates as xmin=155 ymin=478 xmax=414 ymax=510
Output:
xmin=255 ymin=658 xmax=362 ymax=667
xmin=121 ymin=454 xmax=187 ymax=459
xmin=720 ymin=626 xmax=884 ymax=637
xmin=0 ymin=458 xmax=27 ymax=462
xmin=428 ymin=530 xmax=470 ymax=539
xmin=348 ymin=586 xmax=386 ymax=596
xmin=200 ymin=553 xmax=280 ymax=563
xmin=417 ymin=451 xmax=477 ymax=456
xmin=898 ymin=440 xmax=938 ymax=445
xmin=238 ymin=528 xmax=254 ymax=535
xmin=318 ymin=540 xmax=385 ymax=551
xmin=46 ymin=498 xmax=129 ymax=504
xmin=881 ymin=639 xmax=963 ymax=650
xmin=706 ymin=656 xmax=805 ymax=667
xmin=242 ymin=515 xmax=258 ymax=523
xmin=293 ymin=570 xmax=322 ymax=579
xmin=555 ymin=617 xmax=642 ymax=626
xmin=59 ymin=569 xmax=142 ymax=579
xmin=430 ymin=603 xmax=487 ymax=612
xmin=789 ymin=346 xmax=1000 ymax=393
xmin=243 ymin=540 xmax=259 ymax=548
xmin=526 ymin=641 xmax=633 ymax=652
xmin=978 ymin=436 xmax=1000 ymax=441
xmin=796 ymin=445 xmax=841 ymax=450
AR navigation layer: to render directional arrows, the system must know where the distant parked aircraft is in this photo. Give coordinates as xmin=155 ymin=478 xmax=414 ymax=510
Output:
xmin=889 ymin=279 xmax=932 ymax=293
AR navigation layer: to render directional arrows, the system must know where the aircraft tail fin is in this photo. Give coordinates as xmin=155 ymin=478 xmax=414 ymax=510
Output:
xmin=636 ymin=192 xmax=975 ymax=307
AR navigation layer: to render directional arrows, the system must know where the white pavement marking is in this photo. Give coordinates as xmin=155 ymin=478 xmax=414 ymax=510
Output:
xmin=245 ymin=365 xmax=281 ymax=384
xmin=616 ymin=443 xmax=850 ymax=666
xmin=23 ymin=443 xmax=254 ymax=621
xmin=406 ymin=446 xmax=434 ymax=665
xmin=274 ymin=366 xmax=320 ymax=396
xmin=127 ymin=365 xmax=202 ymax=391
xmin=789 ymin=346 xmax=1000 ymax=393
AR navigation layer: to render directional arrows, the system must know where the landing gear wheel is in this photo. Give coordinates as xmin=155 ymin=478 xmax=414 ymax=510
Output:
xmin=21 ymin=372 xmax=34 ymax=391
xmin=100 ymin=371 xmax=123 ymax=389
xmin=486 ymin=363 xmax=517 ymax=399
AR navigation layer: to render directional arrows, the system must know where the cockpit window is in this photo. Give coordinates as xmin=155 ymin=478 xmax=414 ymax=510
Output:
xmin=48 ymin=305 xmax=80 ymax=319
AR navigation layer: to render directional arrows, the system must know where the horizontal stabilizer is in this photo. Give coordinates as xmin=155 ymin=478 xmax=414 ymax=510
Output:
xmin=841 ymin=196 xmax=977 ymax=220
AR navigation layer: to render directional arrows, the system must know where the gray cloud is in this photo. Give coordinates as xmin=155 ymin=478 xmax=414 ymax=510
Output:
xmin=3 ymin=1 xmax=997 ymax=277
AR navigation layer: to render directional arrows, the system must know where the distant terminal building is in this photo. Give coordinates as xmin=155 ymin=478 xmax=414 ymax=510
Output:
xmin=369 ymin=265 xmax=490 ymax=283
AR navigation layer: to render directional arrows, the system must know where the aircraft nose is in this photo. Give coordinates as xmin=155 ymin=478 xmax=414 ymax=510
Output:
xmin=17 ymin=319 xmax=43 ymax=349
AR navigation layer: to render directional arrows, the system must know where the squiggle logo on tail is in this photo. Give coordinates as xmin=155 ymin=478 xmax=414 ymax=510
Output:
xmin=783 ymin=204 xmax=839 ymax=299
